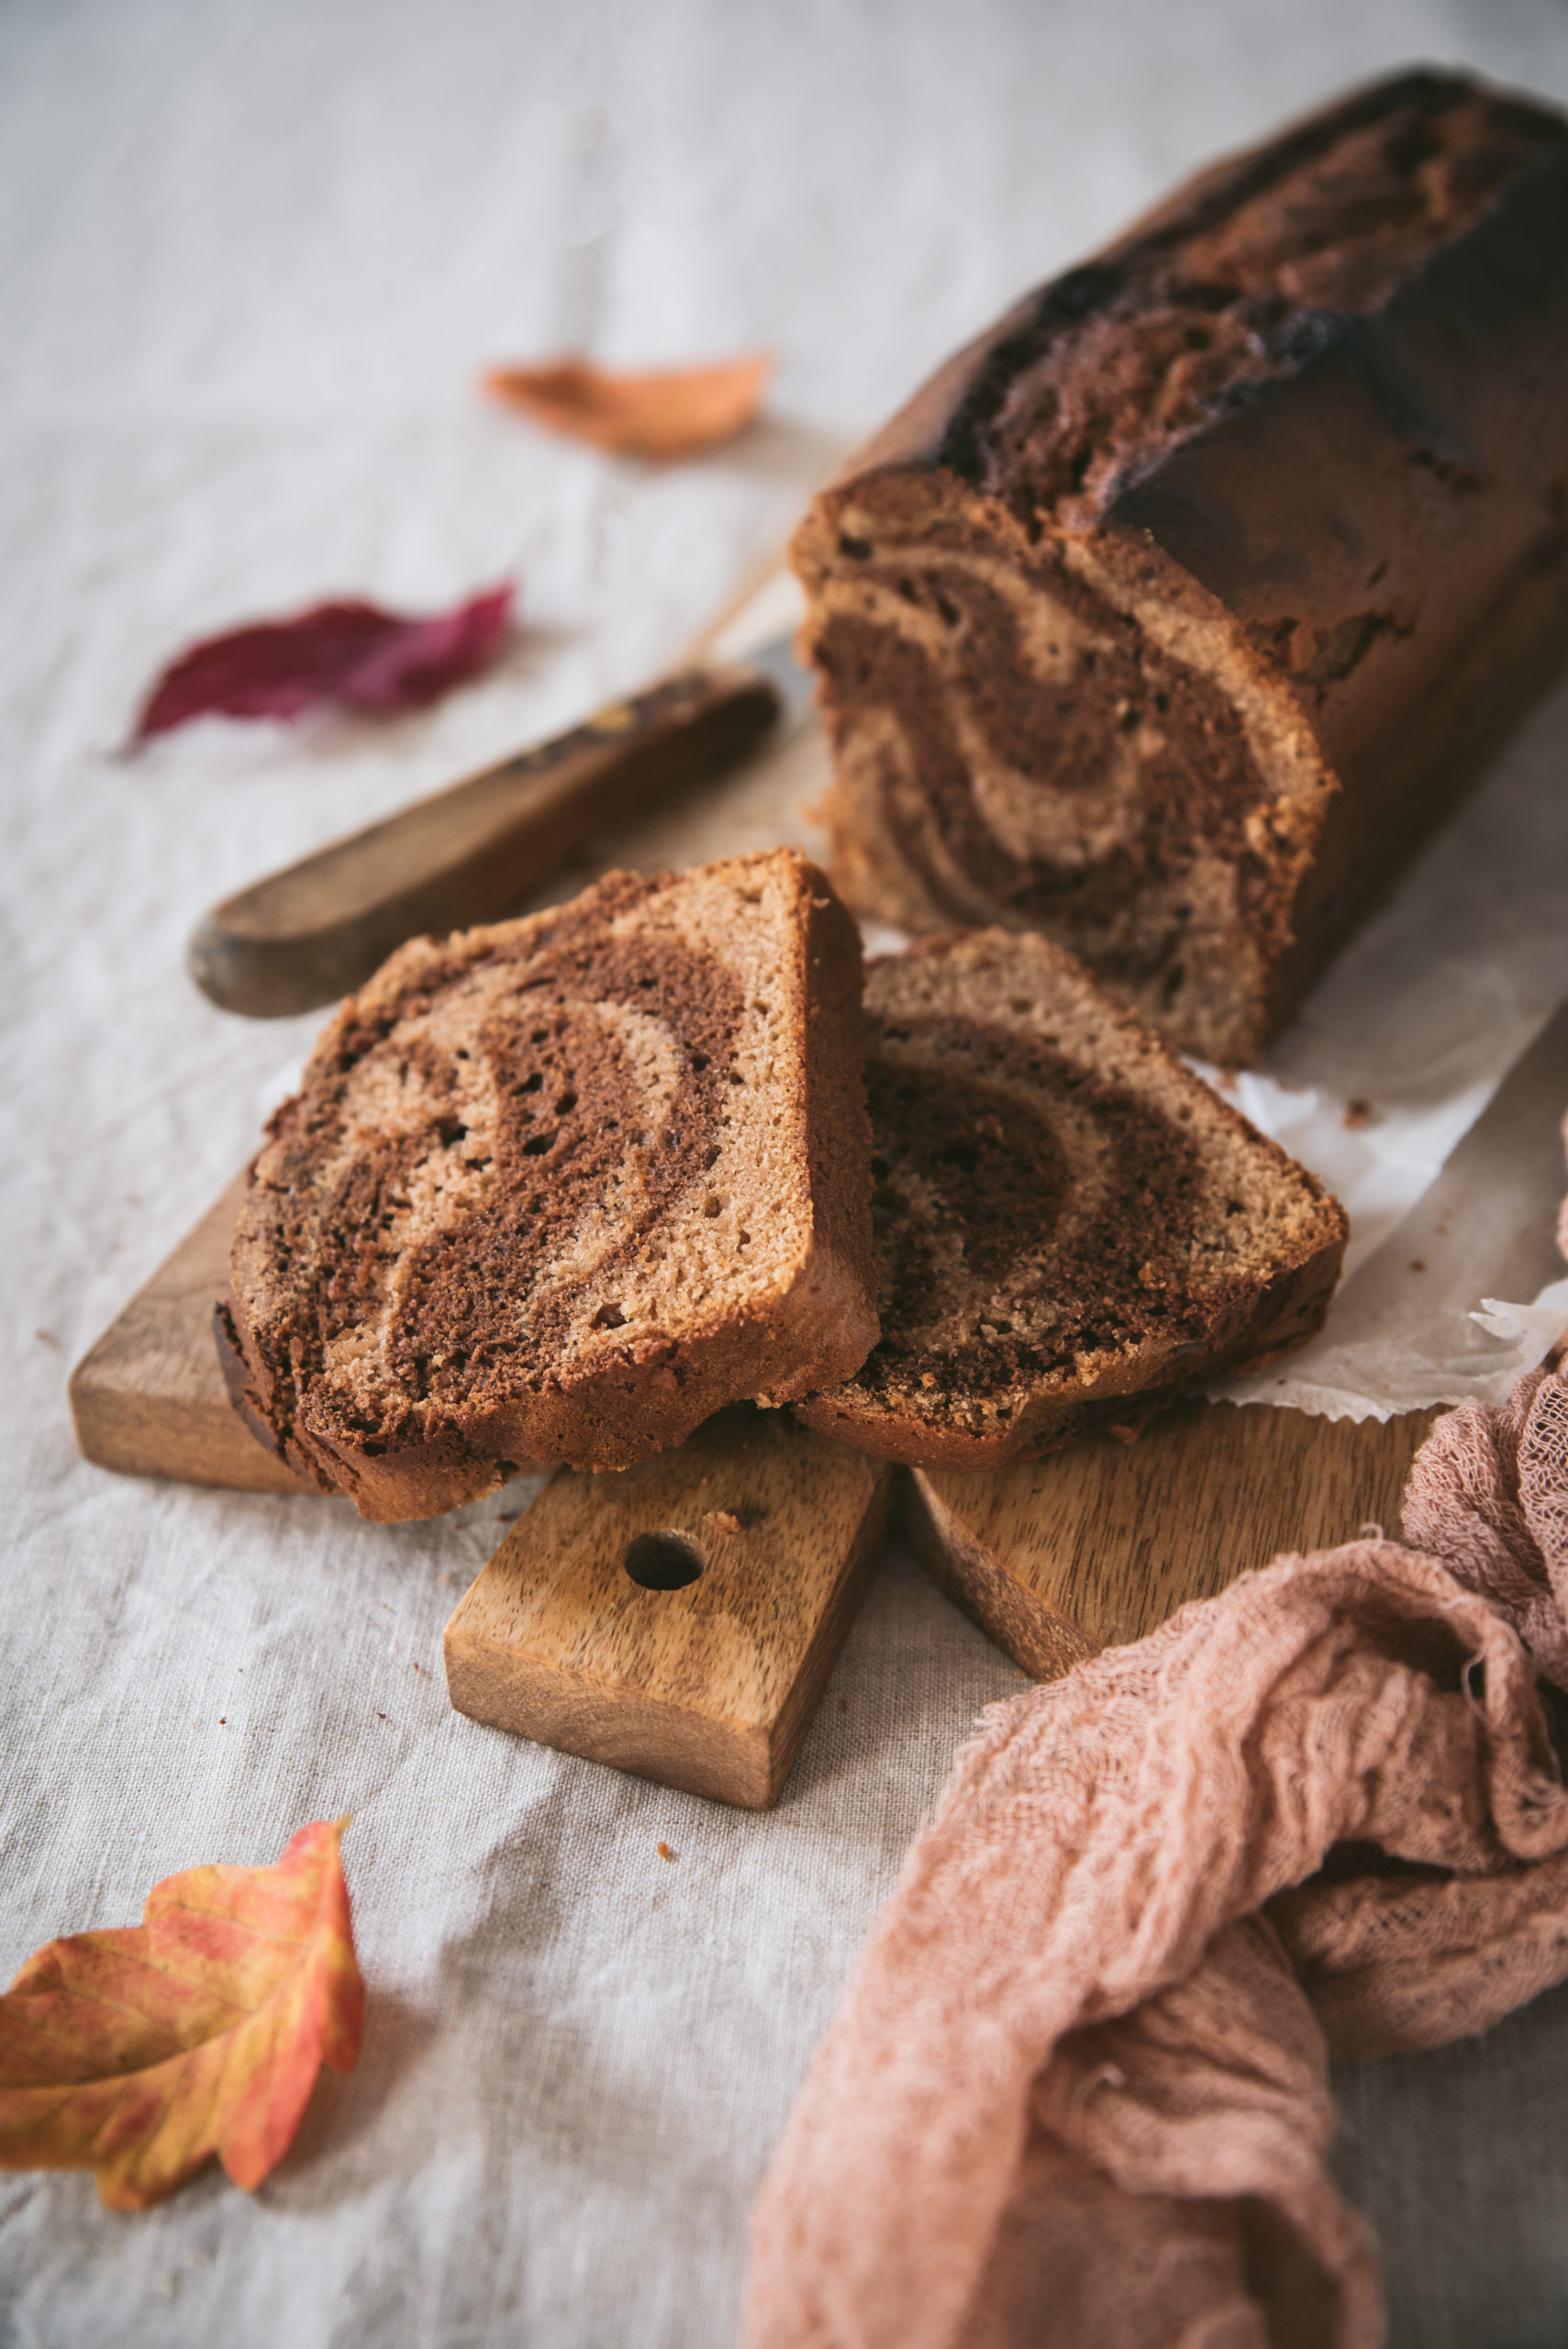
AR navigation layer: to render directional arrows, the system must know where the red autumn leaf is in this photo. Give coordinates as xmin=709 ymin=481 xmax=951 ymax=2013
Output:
xmin=480 ymin=352 xmax=771 ymax=460
xmin=132 ymin=583 xmax=514 ymax=741
xmin=0 ymin=1817 xmax=363 ymax=2210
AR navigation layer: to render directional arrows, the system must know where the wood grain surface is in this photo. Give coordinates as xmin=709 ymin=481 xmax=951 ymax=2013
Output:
xmin=69 ymin=1174 xmax=1451 ymax=1746
xmin=906 ymin=1395 xmax=1441 ymax=1679
xmin=444 ymin=1406 xmax=894 ymax=1808
xmin=68 ymin=1174 xmax=310 ymax=1496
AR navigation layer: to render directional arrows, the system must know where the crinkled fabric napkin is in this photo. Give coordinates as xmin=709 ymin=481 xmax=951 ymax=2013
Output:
xmin=744 ymin=1366 xmax=1568 ymax=2349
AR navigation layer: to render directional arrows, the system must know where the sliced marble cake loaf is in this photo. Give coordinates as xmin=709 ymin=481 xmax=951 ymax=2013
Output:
xmin=794 ymin=930 xmax=1346 ymax=1468
xmin=793 ymin=71 xmax=1568 ymax=1065
xmin=220 ymin=850 xmax=878 ymax=1520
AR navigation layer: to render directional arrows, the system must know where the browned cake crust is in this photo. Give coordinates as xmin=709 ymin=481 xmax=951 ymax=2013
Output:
xmin=795 ymin=69 xmax=1568 ymax=1064
xmin=794 ymin=930 xmax=1347 ymax=1468
xmin=222 ymin=852 xmax=879 ymax=1520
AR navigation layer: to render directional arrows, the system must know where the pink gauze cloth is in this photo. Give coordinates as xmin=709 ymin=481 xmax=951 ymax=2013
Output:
xmin=744 ymin=1364 xmax=1568 ymax=2349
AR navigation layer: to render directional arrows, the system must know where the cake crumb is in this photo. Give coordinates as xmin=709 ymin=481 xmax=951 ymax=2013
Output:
xmin=33 ymin=1327 xmax=61 ymax=1349
xmin=656 ymin=1841 xmax=676 ymax=1862
xmin=1342 ymin=1097 xmax=1375 ymax=1129
xmin=1215 ymin=1068 xmax=1239 ymax=1093
xmin=703 ymin=1508 xmax=743 ymax=1536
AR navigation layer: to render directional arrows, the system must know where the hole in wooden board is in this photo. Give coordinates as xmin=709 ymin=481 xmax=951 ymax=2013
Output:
xmin=623 ymin=1531 xmax=706 ymax=1590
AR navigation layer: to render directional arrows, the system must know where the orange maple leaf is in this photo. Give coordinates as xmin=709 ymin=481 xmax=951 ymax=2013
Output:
xmin=0 ymin=1817 xmax=363 ymax=2210
xmin=480 ymin=351 xmax=771 ymax=460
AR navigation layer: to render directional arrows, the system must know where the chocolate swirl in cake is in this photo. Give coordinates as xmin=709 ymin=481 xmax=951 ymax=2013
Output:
xmin=862 ymin=1014 xmax=1206 ymax=1409
xmin=224 ymin=853 xmax=880 ymax=1520
xmin=810 ymin=523 xmax=1283 ymax=1024
xmin=795 ymin=71 xmax=1568 ymax=1065
xmin=795 ymin=931 xmax=1347 ymax=1469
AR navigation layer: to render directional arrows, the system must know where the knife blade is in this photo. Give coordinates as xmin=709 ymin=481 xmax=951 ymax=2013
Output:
xmin=187 ymin=567 xmax=814 ymax=1019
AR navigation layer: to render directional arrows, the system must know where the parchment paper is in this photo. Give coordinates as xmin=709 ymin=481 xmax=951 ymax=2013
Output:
xmin=1207 ymin=672 xmax=1568 ymax=1418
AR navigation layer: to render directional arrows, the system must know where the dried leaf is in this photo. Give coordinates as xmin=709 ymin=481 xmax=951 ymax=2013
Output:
xmin=480 ymin=352 xmax=770 ymax=460
xmin=132 ymin=583 xmax=514 ymax=741
xmin=0 ymin=1818 xmax=363 ymax=2209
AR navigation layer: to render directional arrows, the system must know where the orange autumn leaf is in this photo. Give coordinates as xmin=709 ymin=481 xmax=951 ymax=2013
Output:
xmin=480 ymin=351 xmax=771 ymax=460
xmin=0 ymin=1817 xmax=362 ymax=2210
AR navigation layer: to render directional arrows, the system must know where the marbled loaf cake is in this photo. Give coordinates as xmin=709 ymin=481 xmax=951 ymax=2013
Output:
xmin=220 ymin=851 xmax=878 ymax=1520
xmin=795 ymin=930 xmax=1347 ymax=1468
xmin=795 ymin=69 xmax=1568 ymax=1064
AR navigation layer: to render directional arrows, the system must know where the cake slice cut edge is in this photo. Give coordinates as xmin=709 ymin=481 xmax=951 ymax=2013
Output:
xmin=794 ymin=929 xmax=1348 ymax=1470
xmin=222 ymin=849 xmax=879 ymax=1521
xmin=791 ymin=72 xmax=1568 ymax=1068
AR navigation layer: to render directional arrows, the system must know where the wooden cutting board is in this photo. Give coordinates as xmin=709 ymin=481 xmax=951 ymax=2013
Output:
xmin=70 ymin=1175 xmax=308 ymax=1497
xmin=69 ymin=1178 xmax=1445 ymax=1679
xmin=446 ymin=1407 xmax=892 ymax=1808
xmin=76 ymin=952 xmax=1561 ymax=1754
xmin=902 ymin=1397 xmax=1439 ymax=1680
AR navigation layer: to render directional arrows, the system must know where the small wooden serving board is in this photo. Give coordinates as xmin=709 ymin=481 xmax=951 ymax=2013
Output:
xmin=70 ymin=1178 xmax=1448 ymax=1700
xmin=905 ymin=1395 xmax=1439 ymax=1680
xmin=446 ymin=1408 xmax=892 ymax=1807
xmin=70 ymin=1175 xmax=309 ymax=1497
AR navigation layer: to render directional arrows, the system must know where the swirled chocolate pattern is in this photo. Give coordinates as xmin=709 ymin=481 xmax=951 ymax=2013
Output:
xmin=793 ymin=73 xmax=1568 ymax=1068
xmin=224 ymin=853 xmax=879 ymax=1520
xmin=801 ymin=509 xmax=1297 ymax=1057
xmin=795 ymin=932 xmax=1347 ymax=1470
xmin=863 ymin=1017 xmax=1204 ymax=1387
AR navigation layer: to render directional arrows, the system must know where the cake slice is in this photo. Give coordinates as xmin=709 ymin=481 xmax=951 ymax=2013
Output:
xmin=795 ymin=930 xmax=1346 ymax=1468
xmin=220 ymin=850 xmax=878 ymax=1520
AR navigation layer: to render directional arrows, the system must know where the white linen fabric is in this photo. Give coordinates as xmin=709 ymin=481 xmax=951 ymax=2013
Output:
xmin=6 ymin=4 xmax=1568 ymax=2344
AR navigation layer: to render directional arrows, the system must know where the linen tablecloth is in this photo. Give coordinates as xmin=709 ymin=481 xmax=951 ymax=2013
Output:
xmin=6 ymin=4 xmax=1568 ymax=2341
